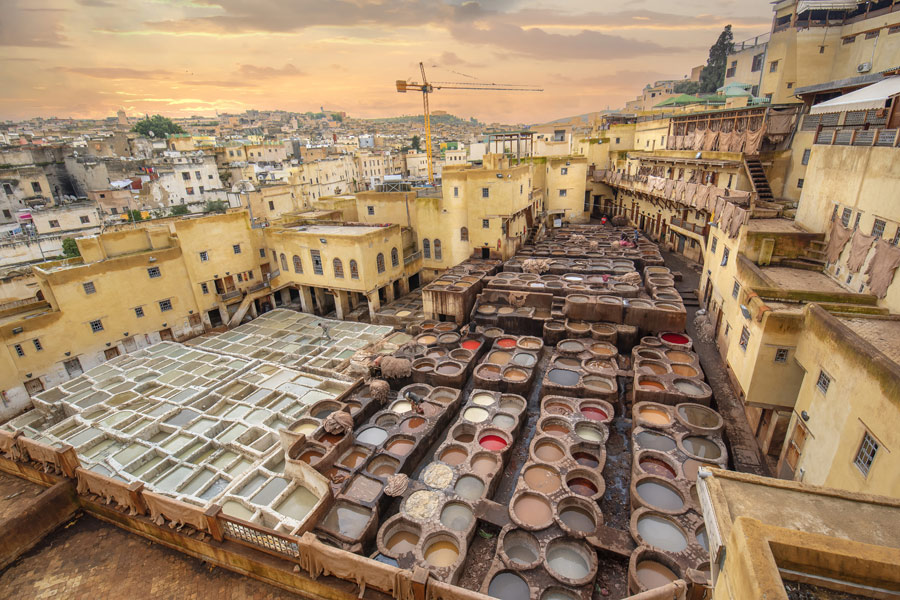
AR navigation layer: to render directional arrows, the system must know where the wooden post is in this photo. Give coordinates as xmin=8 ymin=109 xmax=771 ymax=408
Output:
xmin=127 ymin=481 xmax=147 ymax=515
xmin=411 ymin=566 xmax=429 ymax=600
xmin=56 ymin=444 xmax=80 ymax=478
xmin=204 ymin=504 xmax=225 ymax=542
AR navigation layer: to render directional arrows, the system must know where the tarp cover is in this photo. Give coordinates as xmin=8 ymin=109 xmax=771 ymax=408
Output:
xmin=847 ymin=229 xmax=875 ymax=273
xmin=865 ymin=239 xmax=900 ymax=298
xmin=810 ymin=76 xmax=900 ymax=114
xmin=824 ymin=221 xmax=853 ymax=263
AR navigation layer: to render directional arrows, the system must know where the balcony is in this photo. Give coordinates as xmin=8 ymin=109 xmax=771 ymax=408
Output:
xmin=670 ymin=218 xmax=706 ymax=236
xmin=404 ymin=251 xmax=422 ymax=265
xmin=814 ymin=128 xmax=899 ymax=148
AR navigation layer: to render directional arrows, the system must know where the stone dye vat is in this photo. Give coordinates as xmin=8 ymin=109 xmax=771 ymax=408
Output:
xmin=540 ymin=340 xmax=619 ymax=401
xmin=310 ymin=384 xmax=462 ymax=550
xmin=403 ymin=330 xmax=485 ymax=388
xmin=473 ymin=335 xmax=544 ymax=394
xmin=422 ymin=258 xmax=501 ymax=324
xmin=375 ymin=389 xmax=527 ymax=582
xmin=632 ymin=336 xmax=712 ymax=406
xmin=627 ymin=401 xmax=726 ymax=593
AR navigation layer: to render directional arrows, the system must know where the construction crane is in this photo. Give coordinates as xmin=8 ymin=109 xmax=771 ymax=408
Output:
xmin=396 ymin=62 xmax=542 ymax=185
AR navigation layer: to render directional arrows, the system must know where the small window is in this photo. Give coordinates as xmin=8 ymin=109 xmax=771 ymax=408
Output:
xmin=49 ymin=220 xmax=60 ymax=228
xmin=739 ymin=326 xmax=750 ymax=351
xmin=333 ymin=258 xmax=344 ymax=278
xmin=721 ymin=247 xmax=730 ymax=266
xmin=423 ymin=239 xmax=431 ymax=259
xmin=232 ymin=244 xmax=241 ymax=254
xmin=14 ymin=344 xmax=24 ymax=357
xmin=434 ymin=239 xmax=442 ymax=261
xmin=482 ymin=219 xmax=490 ymax=229
xmin=195 ymin=171 xmax=201 ymax=180
xmin=453 ymin=187 xmax=459 ymax=197
xmin=350 ymin=260 xmax=359 ymax=279
xmin=802 ymin=149 xmax=811 ymax=165
xmin=865 ymin=31 xmax=878 ymax=40
xmin=268 ymin=200 xmax=275 ymax=211
xmin=892 ymin=228 xmax=900 ymax=246
xmin=293 ymin=255 xmax=303 ymax=273
xmin=90 ymin=319 xmax=104 ymax=333
xmin=561 ymin=168 xmax=568 ymax=175
xmin=482 ymin=187 xmax=489 ymax=198
xmin=774 ymin=348 xmax=789 ymax=363
xmin=280 ymin=253 xmax=288 ymax=271
xmin=890 ymin=25 xmax=900 ymax=34
xmin=182 ymin=172 xmax=191 ymax=181
xmin=786 ymin=82 xmax=794 ymax=89
xmin=872 ymin=219 xmax=886 ymax=238
xmin=199 ymin=251 xmax=209 ymax=262
xmin=135 ymin=306 xmax=145 ymax=318
xmin=158 ymin=299 xmax=173 ymax=312
xmin=311 ymin=250 xmax=323 ymax=275
xmin=31 ymin=181 xmax=42 ymax=193
xmin=237 ymin=273 xmax=243 ymax=282
xmin=146 ymin=266 xmax=162 ymax=280
xmin=200 ymin=283 xmax=209 ymax=295
xmin=732 ymin=281 xmax=740 ymax=299
xmin=33 ymin=339 xmax=42 ymax=351
xmin=853 ymin=212 xmax=861 ymax=230
xmin=80 ymin=215 xmax=90 ymax=224
xmin=83 ymin=281 xmax=96 ymax=295
xmin=710 ymin=237 xmax=718 ymax=254
xmin=854 ymin=432 xmax=879 ymax=477
xmin=841 ymin=208 xmax=852 ymax=227
xmin=816 ymin=370 xmax=831 ymax=393
xmin=769 ymin=60 xmax=779 ymax=72
xmin=376 ymin=253 xmax=385 ymax=273
xmin=724 ymin=323 xmax=731 ymax=337
xmin=797 ymin=178 xmax=804 ymax=189
xmin=559 ymin=189 xmax=567 ymax=197
xmin=185 ymin=187 xmax=194 ymax=195
xmin=842 ymin=35 xmax=856 ymax=45
xmin=259 ymin=248 xmax=266 ymax=258
xmin=391 ymin=247 xmax=399 ymax=267
xmin=367 ymin=205 xmax=375 ymax=216
xmin=460 ymin=227 xmax=468 ymax=242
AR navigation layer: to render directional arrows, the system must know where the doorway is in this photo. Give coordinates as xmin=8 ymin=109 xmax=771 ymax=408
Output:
xmin=481 ymin=247 xmax=490 ymax=259
xmin=104 ymin=347 xmax=120 ymax=360
xmin=63 ymin=357 xmax=83 ymax=377
xmin=408 ymin=273 xmax=420 ymax=291
xmin=159 ymin=328 xmax=174 ymax=341
xmin=24 ymin=378 xmax=44 ymax=396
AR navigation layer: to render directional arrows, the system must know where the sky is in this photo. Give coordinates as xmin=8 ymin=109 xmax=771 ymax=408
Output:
xmin=0 ymin=0 xmax=773 ymax=124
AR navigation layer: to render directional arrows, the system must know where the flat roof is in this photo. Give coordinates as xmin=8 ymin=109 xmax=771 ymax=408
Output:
xmin=288 ymin=224 xmax=387 ymax=236
xmin=759 ymin=266 xmax=847 ymax=294
xmin=837 ymin=316 xmax=900 ymax=366
xmin=744 ymin=218 xmax=810 ymax=233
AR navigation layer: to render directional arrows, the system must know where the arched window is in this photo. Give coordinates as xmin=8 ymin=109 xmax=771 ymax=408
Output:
xmin=280 ymin=253 xmax=288 ymax=271
xmin=292 ymin=255 xmax=302 ymax=273
xmin=333 ymin=258 xmax=344 ymax=278
xmin=423 ymin=238 xmax=431 ymax=259
xmin=434 ymin=239 xmax=442 ymax=261
xmin=391 ymin=247 xmax=399 ymax=267
xmin=460 ymin=227 xmax=468 ymax=242
xmin=350 ymin=260 xmax=359 ymax=279
xmin=376 ymin=253 xmax=385 ymax=273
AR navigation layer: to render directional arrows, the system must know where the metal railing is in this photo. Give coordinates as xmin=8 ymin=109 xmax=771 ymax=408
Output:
xmin=220 ymin=516 xmax=300 ymax=558
xmin=404 ymin=250 xmax=422 ymax=265
xmin=814 ymin=128 xmax=899 ymax=148
xmin=219 ymin=290 xmax=242 ymax=301
xmin=670 ymin=218 xmax=706 ymax=235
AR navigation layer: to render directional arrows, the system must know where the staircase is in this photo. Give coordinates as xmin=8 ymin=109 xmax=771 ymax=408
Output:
xmin=744 ymin=157 xmax=775 ymax=204
xmin=680 ymin=288 xmax=700 ymax=308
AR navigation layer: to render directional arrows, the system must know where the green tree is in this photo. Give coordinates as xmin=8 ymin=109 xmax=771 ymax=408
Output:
xmin=331 ymin=113 xmax=343 ymax=123
xmin=61 ymin=238 xmax=80 ymax=258
xmin=411 ymin=135 xmax=421 ymax=151
xmin=126 ymin=209 xmax=144 ymax=222
xmin=131 ymin=115 xmax=186 ymax=138
xmin=171 ymin=204 xmax=189 ymax=216
xmin=204 ymin=200 xmax=227 ymax=214
xmin=698 ymin=25 xmax=734 ymax=94
xmin=674 ymin=80 xmax=701 ymax=95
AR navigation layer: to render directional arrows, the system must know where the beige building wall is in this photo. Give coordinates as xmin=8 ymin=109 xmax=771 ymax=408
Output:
xmin=31 ymin=204 xmax=101 ymax=235
xmin=543 ymin=157 xmax=588 ymax=223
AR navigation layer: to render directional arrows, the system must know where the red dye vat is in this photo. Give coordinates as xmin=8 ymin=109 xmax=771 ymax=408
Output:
xmin=479 ymin=435 xmax=508 ymax=451
xmin=461 ymin=340 xmax=481 ymax=351
xmin=661 ymin=333 xmax=689 ymax=345
xmin=568 ymin=477 xmax=598 ymax=496
xmin=497 ymin=338 xmax=517 ymax=348
xmin=581 ymin=407 xmax=608 ymax=421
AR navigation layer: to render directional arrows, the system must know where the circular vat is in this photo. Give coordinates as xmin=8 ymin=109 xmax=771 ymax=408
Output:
xmin=634 ymin=513 xmax=689 ymax=553
xmin=540 ymin=417 xmax=572 ymax=438
xmin=511 ymin=491 xmax=554 ymax=530
xmin=635 ymin=430 xmax=677 ymax=453
xmin=637 ymin=377 xmax=666 ymax=392
xmin=501 ymin=529 xmax=541 ymax=569
xmin=469 ymin=452 xmax=498 ymax=477
xmin=676 ymin=403 xmax=723 ymax=431
xmin=462 ymin=406 xmax=490 ymax=424
xmin=544 ymin=538 xmax=596 ymax=585
xmin=487 ymin=571 xmax=530 ymax=600
xmin=433 ymin=322 xmax=457 ymax=333
xmin=630 ymin=547 xmax=683 ymax=592
xmin=496 ymin=337 xmax=518 ymax=349
xmin=637 ymin=360 xmax=668 ymax=375
xmin=437 ymin=333 xmax=461 ymax=346
xmin=517 ymin=336 xmax=543 ymax=350
xmin=426 ymin=347 xmax=447 ymax=359
xmin=400 ymin=416 xmax=426 ymax=433
xmin=574 ymin=422 xmax=607 ymax=444
xmin=557 ymin=340 xmax=586 ymax=354
xmin=660 ymin=332 xmax=691 ymax=347
xmin=460 ymin=339 xmax=482 ymax=352
xmin=499 ymin=395 xmax=526 ymax=414
xmin=412 ymin=358 xmax=436 ymax=373
xmin=381 ymin=520 xmax=420 ymax=558
xmin=532 ymin=437 xmax=566 ymax=463
xmin=634 ymin=477 xmax=685 ymax=513
xmin=670 ymin=363 xmax=698 ymax=377
xmin=486 ymin=350 xmax=513 ymax=365
xmin=583 ymin=375 xmax=616 ymax=394
xmin=309 ymin=400 xmax=341 ymax=419
xmin=384 ymin=435 xmax=415 ymax=457
xmin=451 ymin=423 xmax=476 ymax=444
xmin=541 ymin=588 xmax=580 ymax=600
xmin=366 ymin=455 xmax=400 ymax=478
xmin=635 ymin=450 xmax=678 ymax=480
xmin=438 ymin=444 xmax=468 ymax=466
xmin=429 ymin=388 xmax=457 ymax=404
xmin=672 ymin=378 xmax=710 ymax=398
xmin=522 ymin=464 xmax=562 ymax=494
xmin=482 ymin=327 xmax=503 ymax=338
xmin=475 ymin=364 xmax=502 ymax=381
xmin=679 ymin=435 xmax=723 ymax=461
xmin=682 ymin=458 xmax=717 ymax=481
xmin=665 ymin=349 xmax=695 ymax=363
xmin=390 ymin=398 xmax=415 ymax=414
xmin=453 ymin=475 xmax=485 ymax=501
xmin=565 ymin=468 xmax=604 ymax=499
xmin=422 ymin=463 xmax=454 ymax=489
xmin=471 ymin=392 xmax=496 ymax=407
xmin=510 ymin=352 xmax=537 ymax=368
xmin=589 ymin=342 xmax=617 ymax=357
xmin=636 ymin=403 xmax=673 ymax=428
xmin=476 ymin=305 xmax=496 ymax=316
xmin=569 ymin=444 xmax=603 ymax=469
xmin=422 ymin=533 xmax=461 ymax=569
xmin=546 ymin=368 xmax=580 ymax=387
xmin=356 ymin=426 xmax=388 ymax=446
xmin=543 ymin=397 xmax=575 ymax=415
xmin=440 ymin=502 xmax=474 ymax=532
xmin=435 ymin=360 xmax=464 ymax=376
xmin=636 ymin=349 xmax=663 ymax=360
xmin=449 ymin=349 xmax=473 ymax=362
xmin=501 ymin=366 xmax=530 ymax=383
xmin=491 ymin=412 xmax=517 ymax=430
xmin=556 ymin=496 xmax=600 ymax=537
xmin=579 ymin=400 xmax=613 ymax=423
xmin=478 ymin=429 xmax=510 ymax=452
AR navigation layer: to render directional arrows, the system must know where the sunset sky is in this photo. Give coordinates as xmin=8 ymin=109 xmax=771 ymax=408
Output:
xmin=0 ymin=0 xmax=773 ymax=124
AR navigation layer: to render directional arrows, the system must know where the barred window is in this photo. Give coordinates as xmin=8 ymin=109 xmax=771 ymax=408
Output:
xmin=732 ymin=281 xmax=740 ymax=299
xmin=710 ymin=237 xmax=718 ymax=254
xmin=854 ymin=432 xmax=879 ymax=477
xmin=350 ymin=260 xmax=359 ymax=279
xmin=333 ymin=258 xmax=344 ymax=279
xmin=391 ymin=248 xmax=399 ymax=267
xmin=423 ymin=239 xmax=431 ymax=259
xmin=816 ymin=370 xmax=831 ymax=393
xmin=774 ymin=348 xmax=788 ymax=363
xmin=158 ymin=299 xmax=173 ymax=312
xmin=147 ymin=267 xmax=161 ymax=278
xmin=83 ymin=281 xmax=96 ymax=294
xmin=135 ymin=306 xmax=145 ymax=318
xmin=460 ymin=227 xmax=468 ymax=241
xmin=293 ymin=255 xmax=303 ymax=273
xmin=841 ymin=208 xmax=852 ymax=227
xmin=90 ymin=319 xmax=104 ymax=333
xmin=280 ymin=253 xmax=288 ymax=271
xmin=376 ymin=253 xmax=385 ymax=273
xmin=739 ymin=326 xmax=750 ymax=351
xmin=872 ymin=219 xmax=886 ymax=238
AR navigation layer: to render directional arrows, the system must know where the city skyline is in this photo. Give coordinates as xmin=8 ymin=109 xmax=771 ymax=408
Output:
xmin=1 ymin=0 xmax=772 ymax=123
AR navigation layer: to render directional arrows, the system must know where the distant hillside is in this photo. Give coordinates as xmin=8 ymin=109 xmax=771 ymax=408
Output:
xmin=368 ymin=114 xmax=484 ymax=127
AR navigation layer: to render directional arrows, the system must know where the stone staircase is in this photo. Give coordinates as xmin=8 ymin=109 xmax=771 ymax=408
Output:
xmin=744 ymin=156 xmax=775 ymax=204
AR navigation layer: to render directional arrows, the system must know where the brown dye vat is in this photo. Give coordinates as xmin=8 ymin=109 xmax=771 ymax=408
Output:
xmin=497 ymin=306 xmax=515 ymax=315
xmin=386 ymin=530 xmax=419 ymax=555
xmin=299 ymin=450 xmax=323 ymax=464
xmin=583 ymin=376 xmax=614 ymax=392
xmin=387 ymin=439 xmax=414 ymax=456
xmin=427 ymin=348 xmax=447 ymax=358
xmin=476 ymin=364 xmax=502 ymax=380
xmin=401 ymin=417 xmax=426 ymax=433
xmin=558 ymin=340 xmax=585 ymax=353
xmin=573 ymin=452 xmax=600 ymax=468
xmin=487 ymin=351 xmax=512 ymax=365
xmin=513 ymin=493 xmax=553 ymax=529
xmin=640 ymin=362 xmax=668 ymax=375
xmin=637 ymin=350 xmax=663 ymax=360
xmin=678 ymin=405 xmax=720 ymax=428
xmin=568 ymin=322 xmax=590 ymax=333
xmin=436 ymin=363 xmax=462 ymax=376
xmin=418 ymin=403 xmax=440 ymax=417
xmin=340 ymin=449 xmax=369 ymax=469
xmin=671 ymin=364 xmax=697 ymax=377
xmin=440 ymin=446 xmax=468 ymax=466
xmin=638 ymin=407 xmax=671 ymax=426
xmin=542 ymin=422 xmax=570 ymax=437
xmin=545 ymin=401 xmax=574 ymax=415
xmin=665 ymin=350 xmax=693 ymax=363
xmin=503 ymin=368 xmax=528 ymax=382
xmin=368 ymin=456 xmax=400 ymax=478
xmin=683 ymin=458 xmax=716 ymax=480
xmin=424 ymin=539 xmax=460 ymax=568
xmin=471 ymin=453 xmax=497 ymax=476
xmin=524 ymin=465 xmax=561 ymax=493
xmin=518 ymin=337 xmax=542 ymax=349
xmin=319 ymin=432 xmax=344 ymax=445
xmin=567 ymin=477 xmax=598 ymax=497
xmin=418 ymin=334 xmax=438 ymax=345
xmin=455 ymin=432 xmax=475 ymax=444
xmin=346 ymin=475 xmax=382 ymax=503
xmin=639 ymin=457 xmax=676 ymax=479
xmin=591 ymin=343 xmax=616 ymax=357
xmin=636 ymin=561 xmax=678 ymax=588
xmin=535 ymin=440 xmax=565 ymax=462
xmin=534 ymin=309 xmax=552 ymax=319
xmin=640 ymin=380 xmax=666 ymax=391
